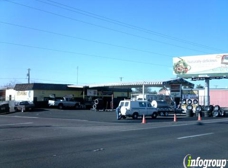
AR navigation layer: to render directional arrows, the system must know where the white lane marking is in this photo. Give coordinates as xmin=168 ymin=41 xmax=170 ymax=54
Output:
xmin=0 ymin=122 xmax=33 ymax=126
xmin=177 ymin=132 xmax=214 ymax=140
xmin=12 ymin=116 xmax=38 ymax=119
xmin=120 ymin=117 xmax=228 ymax=132
xmin=120 ymin=123 xmax=190 ymax=132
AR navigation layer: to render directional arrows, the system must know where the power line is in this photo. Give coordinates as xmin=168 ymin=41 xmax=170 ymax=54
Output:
xmin=0 ymin=41 xmax=172 ymax=67
xmin=0 ymin=21 xmax=172 ymax=58
xmin=37 ymin=0 xmax=224 ymax=52
xmin=4 ymin=0 xmax=219 ymax=54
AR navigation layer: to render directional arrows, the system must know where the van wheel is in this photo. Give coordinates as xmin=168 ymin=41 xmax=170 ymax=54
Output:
xmin=132 ymin=112 xmax=138 ymax=119
xmin=152 ymin=112 xmax=158 ymax=119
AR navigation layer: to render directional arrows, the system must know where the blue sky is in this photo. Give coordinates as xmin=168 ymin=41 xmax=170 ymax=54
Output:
xmin=0 ymin=0 xmax=228 ymax=88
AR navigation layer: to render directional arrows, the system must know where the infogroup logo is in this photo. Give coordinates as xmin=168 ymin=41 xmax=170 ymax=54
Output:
xmin=183 ymin=154 xmax=227 ymax=168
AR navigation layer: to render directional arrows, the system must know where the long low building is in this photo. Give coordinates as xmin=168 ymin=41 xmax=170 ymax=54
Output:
xmin=2 ymin=78 xmax=194 ymax=109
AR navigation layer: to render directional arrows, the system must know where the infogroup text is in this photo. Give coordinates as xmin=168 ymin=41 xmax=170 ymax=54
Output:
xmin=183 ymin=154 xmax=227 ymax=168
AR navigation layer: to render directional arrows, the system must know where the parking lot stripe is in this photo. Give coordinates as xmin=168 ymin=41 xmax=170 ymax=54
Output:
xmin=177 ymin=132 xmax=214 ymax=140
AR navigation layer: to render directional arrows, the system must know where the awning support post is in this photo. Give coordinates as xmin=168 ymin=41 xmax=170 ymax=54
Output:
xmin=204 ymin=78 xmax=210 ymax=106
xmin=142 ymin=83 xmax=145 ymax=100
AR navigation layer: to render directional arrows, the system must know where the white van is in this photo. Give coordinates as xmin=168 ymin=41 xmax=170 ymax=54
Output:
xmin=119 ymin=100 xmax=158 ymax=119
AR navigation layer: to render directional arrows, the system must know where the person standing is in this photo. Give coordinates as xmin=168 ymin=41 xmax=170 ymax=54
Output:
xmin=115 ymin=105 xmax=122 ymax=120
xmin=171 ymin=97 xmax=177 ymax=114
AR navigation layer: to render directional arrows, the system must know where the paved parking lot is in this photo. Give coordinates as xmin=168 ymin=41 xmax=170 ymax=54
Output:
xmin=3 ymin=108 xmax=227 ymax=123
xmin=1 ymin=108 xmax=228 ymax=168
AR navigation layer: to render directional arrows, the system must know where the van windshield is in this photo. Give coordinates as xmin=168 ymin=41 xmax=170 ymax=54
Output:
xmin=120 ymin=102 xmax=124 ymax=106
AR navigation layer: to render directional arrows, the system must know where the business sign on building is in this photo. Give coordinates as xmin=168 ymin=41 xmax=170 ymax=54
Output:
xmin=170 ymin=84 xmax=181 ymax=97
xmin=182 ymin=90 xmax=198 ymax=99
xmin=87 ymin=89 xmax=97 ymax=96
xmin=173 ymin=53 xmax=228 ymax=78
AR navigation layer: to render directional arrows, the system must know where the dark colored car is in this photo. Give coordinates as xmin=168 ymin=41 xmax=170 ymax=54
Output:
xmin=0 ymin=102 xmax=10 ymax=113
xmin=14 ymin=101 xmax=35 ymax=112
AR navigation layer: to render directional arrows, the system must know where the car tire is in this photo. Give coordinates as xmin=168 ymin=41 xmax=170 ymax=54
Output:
xmin=132 ymin=112 xmax=138 ymax=119
xmin=186 ymin=105 xmax=193 ymax=110
xmin=219 ymin=110 xmax=225 ymax=117
xmin=187 ymin=99 xmax=192 ymax=105
xmin=214 ymin=105 xmax=220 ymax=111
xmin=193 ymin=99 xmax=198 ymax=104
xmin=212 ymin=111 xmax=219 ymax=117
xmin=186 ymin=109 xmax=193 ymax=117
xmin=203 ymin=111 xmax=210 ymax=117
xmin=196 ymin=105 xmax=202 ymax=112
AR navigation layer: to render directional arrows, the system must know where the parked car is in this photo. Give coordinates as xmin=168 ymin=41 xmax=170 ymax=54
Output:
xmin=14 ymin=101 xmax=35 ymax=112
xmin=0 ymin=102 xmax=10 ymax=113
xmin=48 ymin=97 xmax=81 ymax=109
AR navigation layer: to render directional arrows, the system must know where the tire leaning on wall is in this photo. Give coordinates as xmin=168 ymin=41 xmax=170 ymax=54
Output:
xmin=219 ymin=109 xmax=226 ymax=117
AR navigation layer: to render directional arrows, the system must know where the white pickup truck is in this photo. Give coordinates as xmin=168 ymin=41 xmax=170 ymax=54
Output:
xmin=119 ymin=100 xmax=158 ymax=119
xmin=48 ymin=97 xmax=81 ymax=109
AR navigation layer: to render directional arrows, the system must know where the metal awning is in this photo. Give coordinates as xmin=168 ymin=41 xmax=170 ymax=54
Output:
xmin=163 ymin=78 xmax=194 ymax=88
xmin=68 ymin=78 xmax=194 ymax=89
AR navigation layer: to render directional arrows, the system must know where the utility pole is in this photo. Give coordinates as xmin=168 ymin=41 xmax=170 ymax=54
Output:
xmin=27 ymin=68 xmax=30 ymax=84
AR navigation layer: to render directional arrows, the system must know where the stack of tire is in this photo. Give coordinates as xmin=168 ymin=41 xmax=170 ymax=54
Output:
xmin=185 ymin=99 xmax=198 ymax=117
xmin=185 ymin=99 xmax=193 ymax=117
xmin=93 ymin=98 xmax=104 ymax=111
xmin=93 ymin=99 xmax=99 ymax=110
xmin=203 ymin=105 xmax=214 ymax=117
xmin=212 ymin=105 xmax=226 ymax=117
xmin=195 ymin=105 xmax=203 ymax=117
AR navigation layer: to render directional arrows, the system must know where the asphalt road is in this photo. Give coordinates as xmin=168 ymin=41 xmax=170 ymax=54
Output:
xmin=0 ymin=109 xmax=228 ymax=168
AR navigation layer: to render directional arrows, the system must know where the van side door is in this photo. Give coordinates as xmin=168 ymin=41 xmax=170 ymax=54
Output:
xmin=138 ymin=101 xmax=147 ymax=115
xmin=147 ymin=102 xmax=156 ymax=115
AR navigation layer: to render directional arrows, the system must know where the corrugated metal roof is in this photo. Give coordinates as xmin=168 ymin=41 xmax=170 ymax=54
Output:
xmin=14 ymin=78 xmax=194 ymax=90
xmin=68 ymin=78 xmax=194 ymax=88
xmin=88 ymin=81 xmax=164 ymax=88
xmin=163 ymin=78 xmax=194 ymax=88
